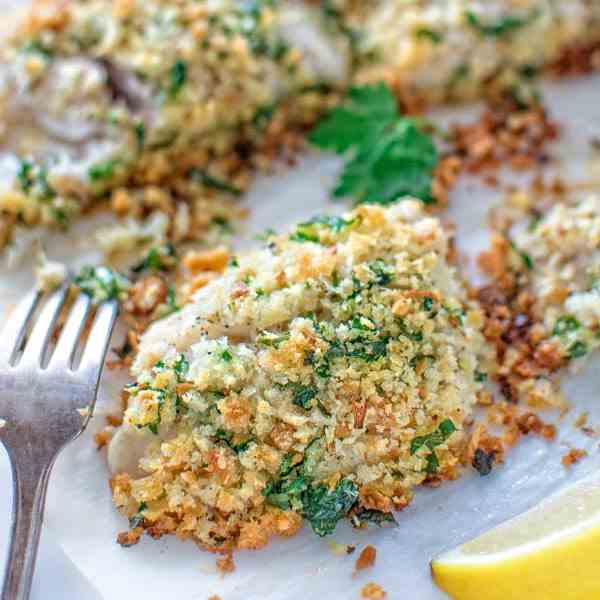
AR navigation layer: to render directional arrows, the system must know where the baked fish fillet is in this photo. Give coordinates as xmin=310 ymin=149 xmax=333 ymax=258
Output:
xmin=110 ymin=201 xmax=487 ymax=551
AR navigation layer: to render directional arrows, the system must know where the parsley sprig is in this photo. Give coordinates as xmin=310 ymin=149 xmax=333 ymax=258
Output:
xmin=309 ymin=83 xmax=439 ymax=205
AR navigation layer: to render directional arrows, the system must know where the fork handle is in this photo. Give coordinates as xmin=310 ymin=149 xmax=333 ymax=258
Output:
xmin=2 ymin=452 xmax=52 ymax=600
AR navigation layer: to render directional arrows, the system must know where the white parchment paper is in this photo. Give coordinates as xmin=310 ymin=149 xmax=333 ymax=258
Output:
xmin=1 ymin=74 xmax=600 ymax=600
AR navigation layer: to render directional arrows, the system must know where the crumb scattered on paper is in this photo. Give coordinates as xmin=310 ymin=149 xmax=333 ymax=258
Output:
xmin=361 ymin=582 xmax=386 ymax=599
xmin=355 ymin=545 xmax=377 ymax=572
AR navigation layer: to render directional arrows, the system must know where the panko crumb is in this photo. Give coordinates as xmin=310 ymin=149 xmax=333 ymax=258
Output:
xmin=361 ymin=582 xmax=387 ymax=600
xmin=34 ymin=250 xmax=68 ymax=292
xmin=328 ymin=540 xmax=356 ymax=556
xmin=94 ymin=429 xmax=113 ymax=450
xmin=116 ymin=527 xmax=143 ymax=548
xmin=216 ymin=554 xmax=235 ymax=576
xmin=355 ymin=545 xmax=377 ymax=572
xmin=561 ymin=448 xmax=588 ymax=468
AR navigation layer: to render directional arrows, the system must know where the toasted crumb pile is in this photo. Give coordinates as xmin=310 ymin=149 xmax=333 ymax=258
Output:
xmin=478 ymin=194 xmax=600 ymax=405
xmin=449 ymin=98 xmax=559 ymax=176
xmin=0 ymin=0 xmax=344 ymax=249
xmin=361 ymin=582 xmax=387 ymax=600
xmin=110 ymin=202 xmax=487 ymax=552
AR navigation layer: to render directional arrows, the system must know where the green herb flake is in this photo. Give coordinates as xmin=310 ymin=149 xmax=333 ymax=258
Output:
xmin=350 ymin=507 xmax=398 ymax=529
xmin=168 ymin=59 xmax=187 ymax=99
xmin=74 ymin=266 xmax=130 ymax=303
xmin=422 ymin=296 xmax=434 ymax=312
xmin=252 ymin=103 xmax=276 ymax=129
xmin=303 ymin=478 xmax=359 ymax=537
xmin=415 ymin=28 xmax=443 ymax=44
xmin=568 ymin=341 xmax=588 ymax=360
xmin=22 ymin=39 xmax=53 ymax=58
xmin=465 ymin=9 xmax=539 ymax=37
xmin=163 ymin=286 xmax=180 ymax=317
xmin=132 ymin=244 xmax=176 ymax=274
xmin=411 ymin=419 xmax=457 ymax=474
xmin=257 ymin=332 xmax=290 ymax=348
xmin=134 ymin=121 xmax=146 ymax=151
xmin=292 ymin=385 xmax=318 ymax=410
xmin=369 ymin=259 xmax=394 ymax=286
xmin=309 ymin=82 xmax=438 ymax=206
xmin=129 ymin=501 xmax=148 ymax=528
xmin=17 ymin=160 xmax=33 ymax=192
xmin=88 ymin=158 xmax=121 ymax=182
xmin=189 ymin=168 xmax=241 ymax=197
xmin=290 ymin=215 xmax=356 ymax=244
xmin=220 ymin=348 xmax=233 ymax=363
xmin=553 ymin=315 xmax=581 ymax=336
xmin=411 ymin=419 xmax=457 ymax=454
xmin=173 ymin=354 xmax=189 ymax=381
xmin=474 ymin=370 xmax=488 ymax=383
xmin=509 ymin=240 xmax=533 ymax=270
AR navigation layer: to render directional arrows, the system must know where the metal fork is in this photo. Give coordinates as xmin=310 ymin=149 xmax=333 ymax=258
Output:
xmin=0 ymin=287 xmax=118 ymax=600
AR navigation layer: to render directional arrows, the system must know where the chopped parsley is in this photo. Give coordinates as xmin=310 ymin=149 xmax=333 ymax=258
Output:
xmin=74 ymin=266 xmax=130 ymax=302
xmin=345 ymin=338 xmax=389 ymax=362
xmin=235 ymin=1 xmax=288 ymax=60
xmin=422 ymin=296 xmax=434 ymax=312
xmin=128 ymin=502 xmax=147 ymax=528
xmin=215 ymin=429 xmax=255 ymax=453
xmin=173 ymin=354 xmax=189 ymax=381
xmin=220 ymin=348 xmax=233 ymax=362
xmin=189 ymin=168 xmax=241 ymax=197
xmin=263 ymin=441 xmax=359 ymax=537
xmin=411 ymin=419 xmax=457 ymax=474
xmin=369 ymin=259 xmax=394 ymax=286
xmin=553 ymin=316 xmax=581 ymax=336
xmin=509 ymin=240 xmax=534 ymax=270
xmin=309 ymin=82 xmax=439 ymax=205
xmin=131 ymin=244 xmax=177 ymax=273
xmin=290 ymin=214 xmax=356 ymax=243
xmin=16 ymin=161 xmax=56 ymax=202
xmin=465 ymin=10 xmax=539 ymax=37
xmin=474 ymin=370 xmax=488 ymax=383
xmin=163 ymin=286 xmax=180 ymax=317
xmin=302 ymin=478 xmax=359 ymax=537
xmin=292 ymin=385 xmax=318 ymax=410
xmin=168 ymin=59 xmax=187 ymax=99
xmin=134 ymin=121 xmax=146 ymax=151
xmin=17 ymin=160 xmax=33 ymax=192
xmin=350 ymin=507 xmax=398 ymax=528
xmin=568 ymin=341 xmax=588 ymax=360
xmin=88 ymin=158 xmax=121 ymax=182
xmin=257 ymin=332 xmax=290 ymax=348
xmin=252 ymin=104 xmax=276 ymax=129
xmin=415 ymin=28 xmax=443 ymax=44
xmin=22 ymin=39 xmax=53 ymax=59
xmin=145 ymin=389 xmax=166 ymax=435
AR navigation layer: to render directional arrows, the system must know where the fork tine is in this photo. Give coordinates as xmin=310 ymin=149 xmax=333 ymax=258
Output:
xmin=0 ymin=289 xmax=42 ymax=367
xmin=18 ymin=286 xmax=69 ymax=369
xmin=48 ymin=292 xmax=91 ymax=370
xmin=78 ymin=300 xmax=118 ymax=383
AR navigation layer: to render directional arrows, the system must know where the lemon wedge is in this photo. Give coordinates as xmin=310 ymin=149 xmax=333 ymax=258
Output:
xmin=431 ymin=471 xmax=600 ymax=600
